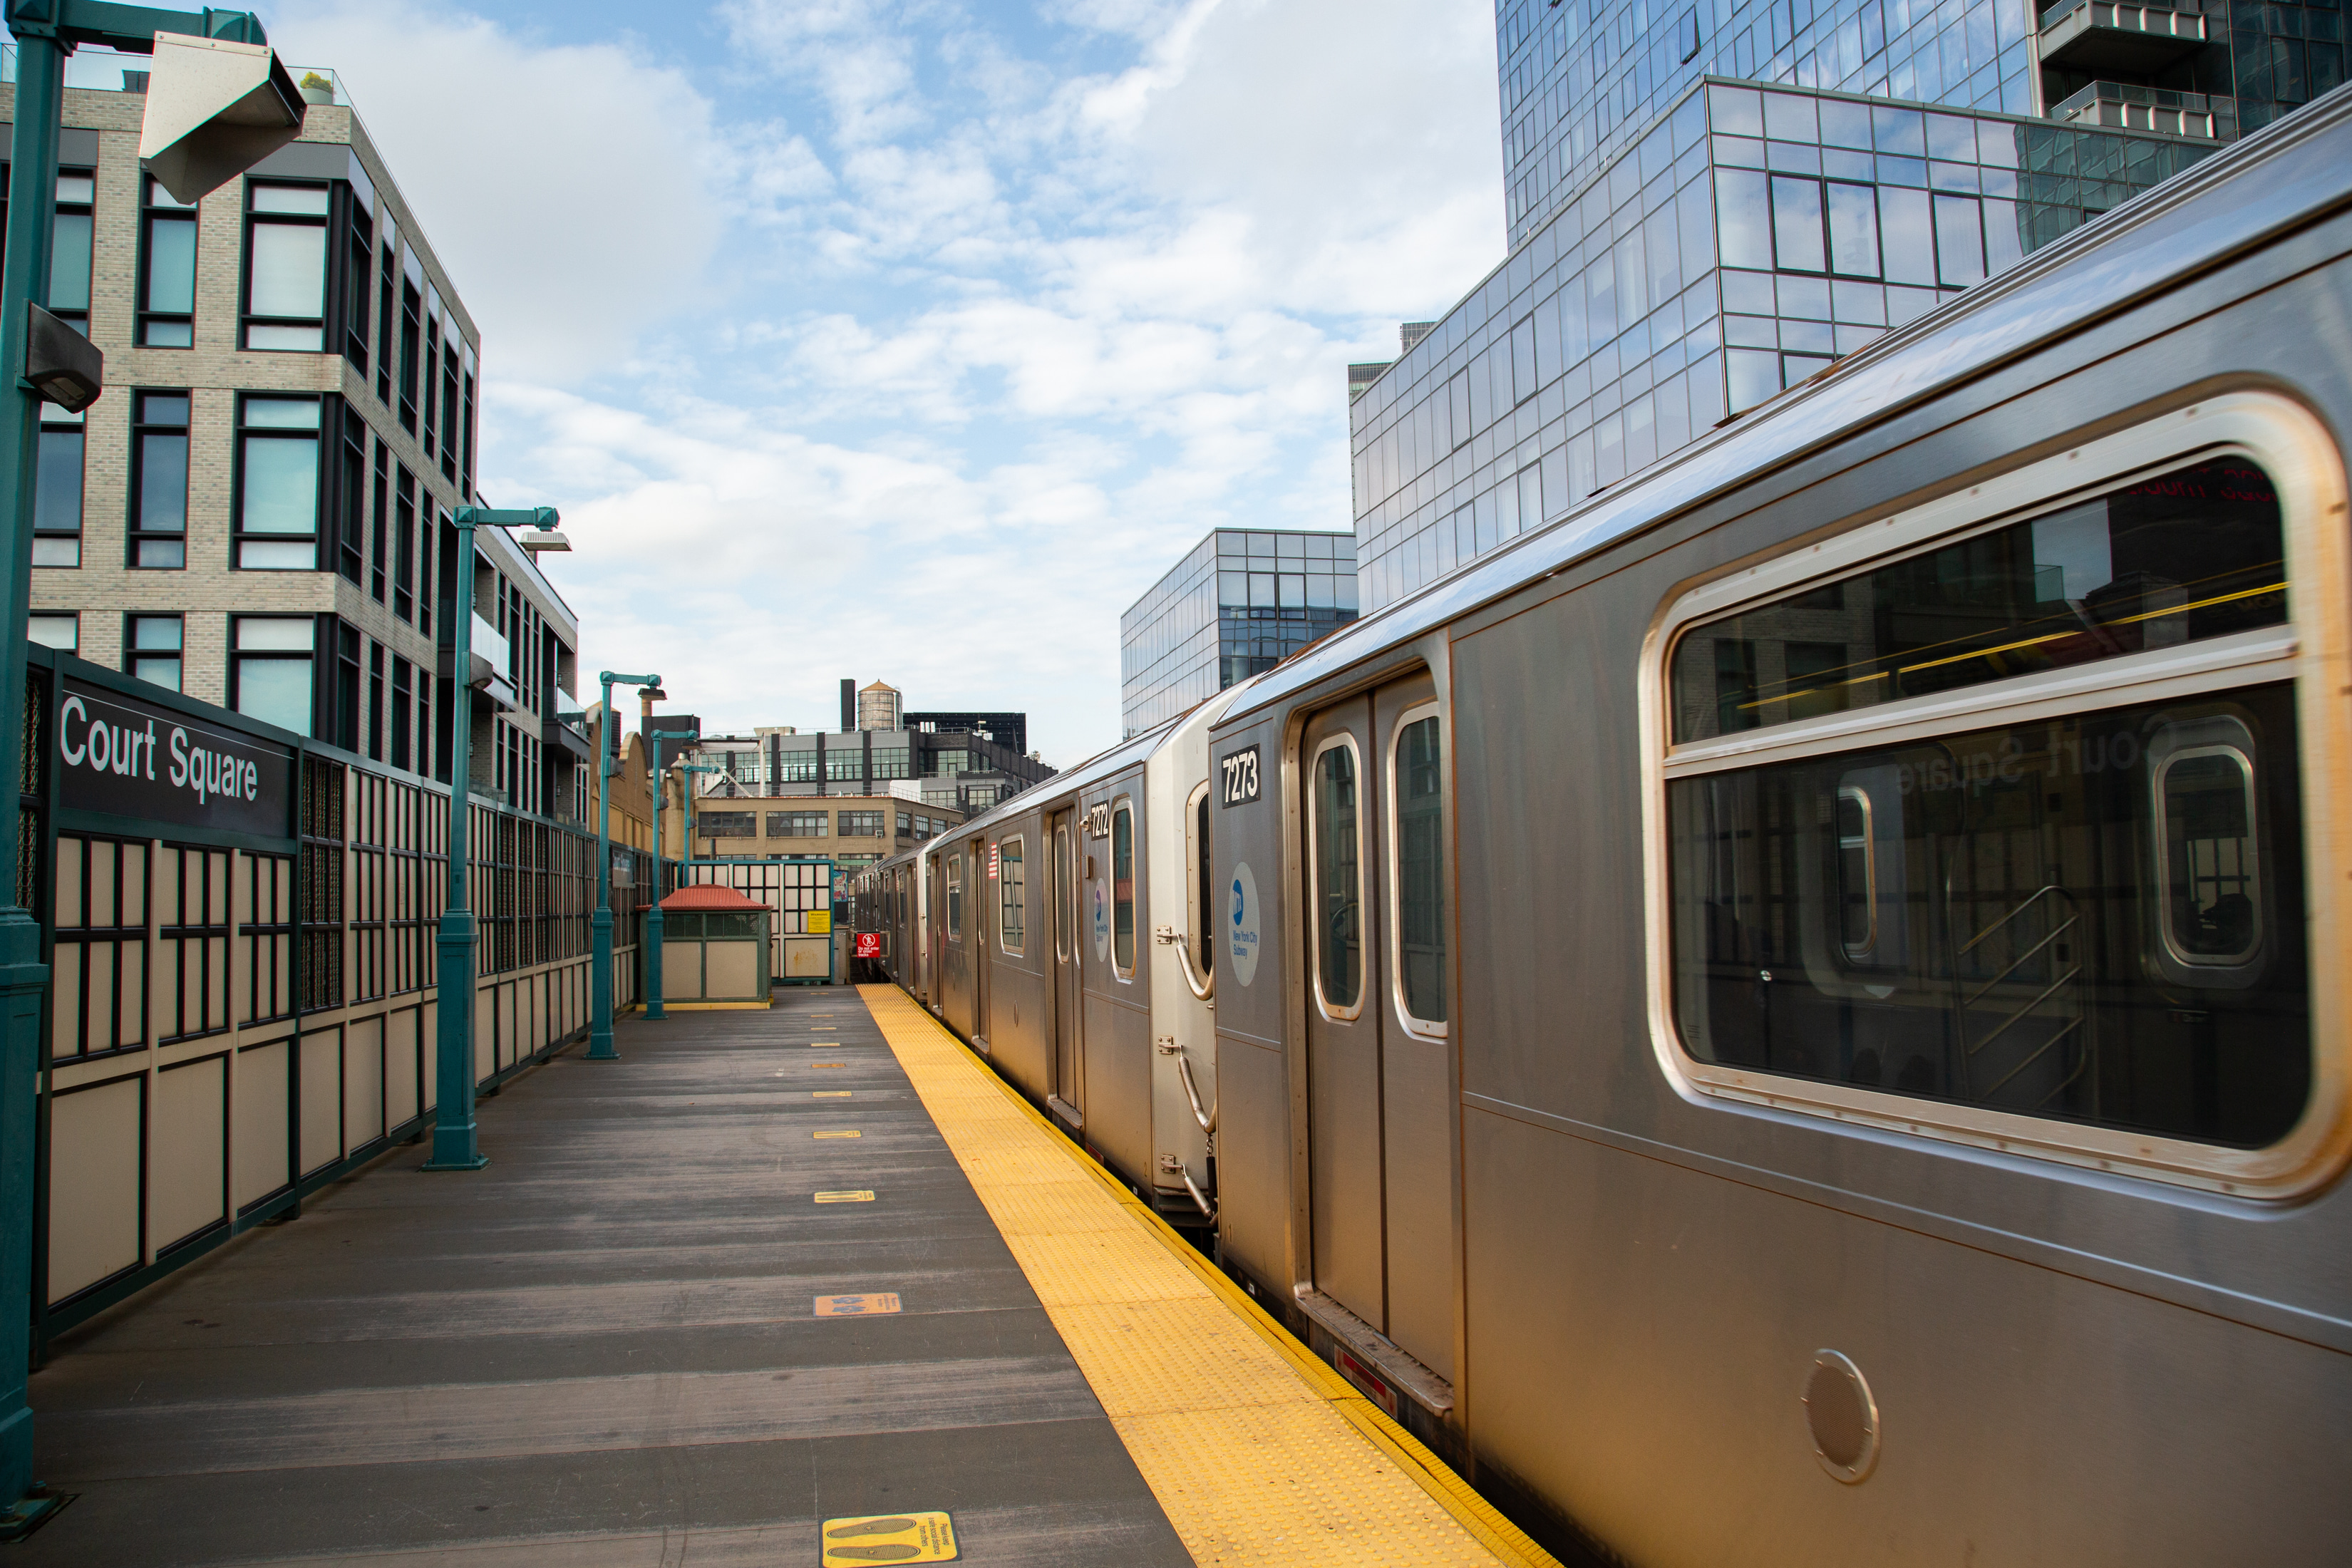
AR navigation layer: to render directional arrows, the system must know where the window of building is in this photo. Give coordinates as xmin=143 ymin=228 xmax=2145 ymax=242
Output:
xmin=697 ymin=811 xmax=756 ymax=839
xmin=49 ymin=169 xmax=93 ymax=332
xmin=232 ymin=617 xmax=314 ymax=735
xmin=128 ymin=391 xmax=190 ymax=569
xmin=33 ymin=405 xmax=82 ymax=567
xmin=999 ymin=835 xmax=1024 ymax=955
xmin=825 ymin=746 xmax=863 ymax=782
xmin=243 ymin=182 xmax=329 ymax=351
xmin=393 ymin=463 xmax=416 ymax=621
xmin=837 ymin=810 xmax=884 ymax=838
xmin=366 ymin=643 xmax=384 ymax=761
xmin=398 ymin=277 xmax=421 ymax=433
xmin=374 ymin=229 xmax=397 ymax=404
xmin=930 ymin=748 xmax=968 ymax=777
xmin=138 ymin=175 xmax=197 ymax=346
xmin=421 ymin=306 xmax=440 ymax=457
xmin=871 ymin=746 xmax=911 ymax=779
xmin=127 ymin=615 xmax=183 ymax=693
xmin=369 ymin=442 xmax=388 ymax=602
xmin=897 ymin=810 xmax=912 ymax=836
xmin=335 ymin=407 xmax=366 ymax=586
xmin=767 ymin=811 xmax=827 ymax=837
xmin=459 ymin=350 xmax=476 ymax=496
xmin=29 ymin=614 xmax=76 ymax=651
xmin=1111 ymin=800 xmax=1135 ymax=976
xmin=341 ymin=172 xmax=373 ymax=369
xmin=234 ymin=396 xmax=321 ymax=569
xmin=391 ymin=656 xmax=412 ymax=770
xmin=440 ymin=339 xmax=461 ymax=483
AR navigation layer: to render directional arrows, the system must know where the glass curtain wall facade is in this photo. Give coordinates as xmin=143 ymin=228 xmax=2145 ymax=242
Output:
xmin=1497 ymin=0 xmax=2333 ymax=252
xmin=1120 ymin=528 xmax=1360 ymax=736
xmin=1351 ymin=75 xmax=2213 ymax=612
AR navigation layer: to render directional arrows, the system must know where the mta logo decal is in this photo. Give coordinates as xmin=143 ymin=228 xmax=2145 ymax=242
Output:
xmin=1232 ymin=877 xmax=1245 ymax=926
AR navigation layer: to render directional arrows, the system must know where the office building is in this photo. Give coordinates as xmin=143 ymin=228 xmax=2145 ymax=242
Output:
xmin=1120 ymin=527 xmax=1358 ymax=737
xmin=664 ymin=791 xmax=964 ymax=879
xmin=16 ymin=56 xmax=585 ymax=818
xmin=1346 ymin=0 xmax=2279 ymax=609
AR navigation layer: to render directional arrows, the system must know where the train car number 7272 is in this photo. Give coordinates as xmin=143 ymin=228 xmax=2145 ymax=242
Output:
xmin=1220 ymin=746 xmax=1261 ymax=807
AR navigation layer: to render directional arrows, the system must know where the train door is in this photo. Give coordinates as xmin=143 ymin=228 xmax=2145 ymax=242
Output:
xmin=1050 ymin=808 xmax=1083 ymax=1124
xmin=969 ymin=837 xmax=990 ymax=1046
xmin=1301 ymin=672 xmax=1453 ymax=1381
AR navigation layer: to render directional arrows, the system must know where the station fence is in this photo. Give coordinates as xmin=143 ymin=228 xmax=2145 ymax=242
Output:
xmin=25 ymin=647 xmax=671 ymax=1346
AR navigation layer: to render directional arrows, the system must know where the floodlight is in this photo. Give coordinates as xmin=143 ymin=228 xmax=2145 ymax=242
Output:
xmin=518 ymin=530 xmax=572 ymax=553
xmin=24 ymin=306 xmax=102 ymax=413
xmin=138 ymin=34 xmax=304 ymax=205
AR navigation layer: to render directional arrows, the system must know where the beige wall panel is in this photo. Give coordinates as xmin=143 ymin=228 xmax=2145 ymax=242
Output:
xmin=116 ymin=939 xmax=144 ymax=1051
xmin=48 ymin=1078 xmax=143 ymax=1302
xmin=344 ymin=1016 xmax=385 ymax=1151
xmin=88 ymin=840 xmax=116 ymax=928
xmin=708 ymin=944 xmax=756 ymax=998
xmin=385 ymin=1007 xmax=420 ymax=1126
xmin=233 ymin=1039 xmax=292 ymax=1208
xmin=299 ymin=1029 xmax=341 ymax=1175
xmin=473 ymin=988 xmax=494 ymax=1083
xmin=51 ymin=945 xmax=81 ymax=1058
xmin=54 ymin=838 xmax=83 ymax=928
xmin=420 ymin=999 xmax=438 ymax=1110
xmin=150 ymin=1057 xmax=227 ymax=1252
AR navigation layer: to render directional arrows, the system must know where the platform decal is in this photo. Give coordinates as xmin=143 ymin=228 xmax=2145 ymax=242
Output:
xmin=1228 ymin=860 xmax=1262 ymax=986
xmin=815 ymin=1130 xmax=862 ymax=1138
xmin=822 ymin=1511 xmax=957 ymax=1564
xmin=814 ymin=1190 xmax=877 ymax=1202
xmin=813 ymin=1293 xmax=903 ymax=1318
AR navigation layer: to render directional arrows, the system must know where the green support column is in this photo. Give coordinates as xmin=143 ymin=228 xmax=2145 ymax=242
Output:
xmin=645 ymin=730 xmax=700 ymax=1021
xmin=588 ymin=670 xmax=656 ymax=1061
xmin=0 ymin=28 xmax=65 ymax=1533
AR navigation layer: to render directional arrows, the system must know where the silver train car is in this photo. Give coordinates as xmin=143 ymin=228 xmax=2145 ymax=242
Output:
xmin=852 ymin=682 xmax=1259 ymax=1222
xmin=857 ymin=91 xmax=2352 ymax=1564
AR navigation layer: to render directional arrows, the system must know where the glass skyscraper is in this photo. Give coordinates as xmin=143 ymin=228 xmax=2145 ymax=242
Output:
xmin=1351 ymin=0 xmax=2331 ymax=611
xmin=1120 ymin=529 xmax=1359 ymax=737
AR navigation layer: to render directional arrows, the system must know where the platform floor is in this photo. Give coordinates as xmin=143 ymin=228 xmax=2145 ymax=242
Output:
xmin=15 ymin=988 xmax=1554 ymax=1566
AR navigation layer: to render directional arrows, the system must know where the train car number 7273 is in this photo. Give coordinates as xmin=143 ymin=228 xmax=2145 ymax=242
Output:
xmin=1220 ymin=746 xmax=1261 ymax=807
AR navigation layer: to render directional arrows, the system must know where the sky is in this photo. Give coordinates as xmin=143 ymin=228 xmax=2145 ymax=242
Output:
xmin=264 ymin=0 xmax=1505 ymax=768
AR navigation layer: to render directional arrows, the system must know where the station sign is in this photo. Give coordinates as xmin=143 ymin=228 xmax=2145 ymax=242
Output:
xmin=54 ymin=678 xmax=292 ymax=838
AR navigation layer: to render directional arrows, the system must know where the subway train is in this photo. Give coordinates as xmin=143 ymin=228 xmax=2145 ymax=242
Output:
xmin=851 ymin=89 xmax=2352 ymax=1565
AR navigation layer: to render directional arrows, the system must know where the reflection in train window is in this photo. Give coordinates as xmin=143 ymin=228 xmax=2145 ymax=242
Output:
xmin=1668 ymin=685 xmax=2306 ymax=1147
xmin=1112 ymin=801 xmax=1135 ymax=976
xmin=999 ymin=835 xmax=1025 ymax=956
xmin=1312 ymin=738 xmax=1363 ymax=1013
xmin=1053 ymin=823 xmax=1071 ymax=964
xmin=1670 ymin=455 xmax=2288 ymax=743
xmin=1190 ymin=785 xmax=1213 ymax=978
xmin=1392 ymin=710 xmax=1446 ymax=1031
xmin=946 ymin=855 xmax=962 ymax=940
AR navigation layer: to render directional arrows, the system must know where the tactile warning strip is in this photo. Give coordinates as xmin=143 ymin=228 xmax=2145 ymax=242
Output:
xmin=858 ymin=986 xmax=1559 ymax=1568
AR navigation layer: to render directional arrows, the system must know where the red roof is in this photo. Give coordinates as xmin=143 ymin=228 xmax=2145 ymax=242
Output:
xmin=657 ymin=884 xmax=770 ymax=914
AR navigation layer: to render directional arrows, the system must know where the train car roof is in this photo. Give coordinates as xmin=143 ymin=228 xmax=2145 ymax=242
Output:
xmin=1220 ymin=83 xmax=2352 ymax=728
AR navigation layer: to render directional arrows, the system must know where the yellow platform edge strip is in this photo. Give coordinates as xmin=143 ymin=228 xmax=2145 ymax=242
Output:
xmin=857 ymin=986 xmax=1561 ymax=1568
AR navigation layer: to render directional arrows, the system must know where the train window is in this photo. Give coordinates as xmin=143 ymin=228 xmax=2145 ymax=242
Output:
xmin=1653 ymin=400 xmax=2352 ymax=1191
xmin=1112 ymin=800 xmax=1135 ymax=977
xmin=1668 ymin=455 xmax=2286 ymax=743
xmin=999 ymin=835 xmax=1025 ymax=956
xmin=1187 ymin=784 xmax=1213 ymax=978
xmin=1311 ymin=736 xmax=1363 ymax=1016
xmin=946 ymin=855 xmax=962 ymax=940
xmin=1668 ymin=687 xmax=2306 ymax=1148
xmin=1053 ymin=822 xmax=1071 ymax=964
xmin=1390 ymin=706 xmax=1445 ymax=1033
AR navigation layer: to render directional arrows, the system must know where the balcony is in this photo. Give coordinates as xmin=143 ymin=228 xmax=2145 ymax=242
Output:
xmin=439 ymin=613 xmax=517 ymax=712
xmin=2038 ymin=0 xmax=2210 ymax=76
xmin=546 ymin=709 xmax=596 ymax=764
xmin=2050 ymin=79 xmax=2229 ymax=139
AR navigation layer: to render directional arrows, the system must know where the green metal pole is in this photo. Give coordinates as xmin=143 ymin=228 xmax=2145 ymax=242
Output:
xmin=0 ymin=26 xmax=63 ymax=1535
xmin=423 ymin=515 xmax=487 ymax=1170
xmin=645 ymin=730 xmax=699 ymax=1023
xmin=588 ymin=669 xmax=656 ymax=1061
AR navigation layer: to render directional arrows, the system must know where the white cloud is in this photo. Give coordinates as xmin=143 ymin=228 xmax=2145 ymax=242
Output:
xmin=268 ymin=0 xmax=728 ymax=383
xmin=283 ymin=0 xmax=1505 ymax=760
